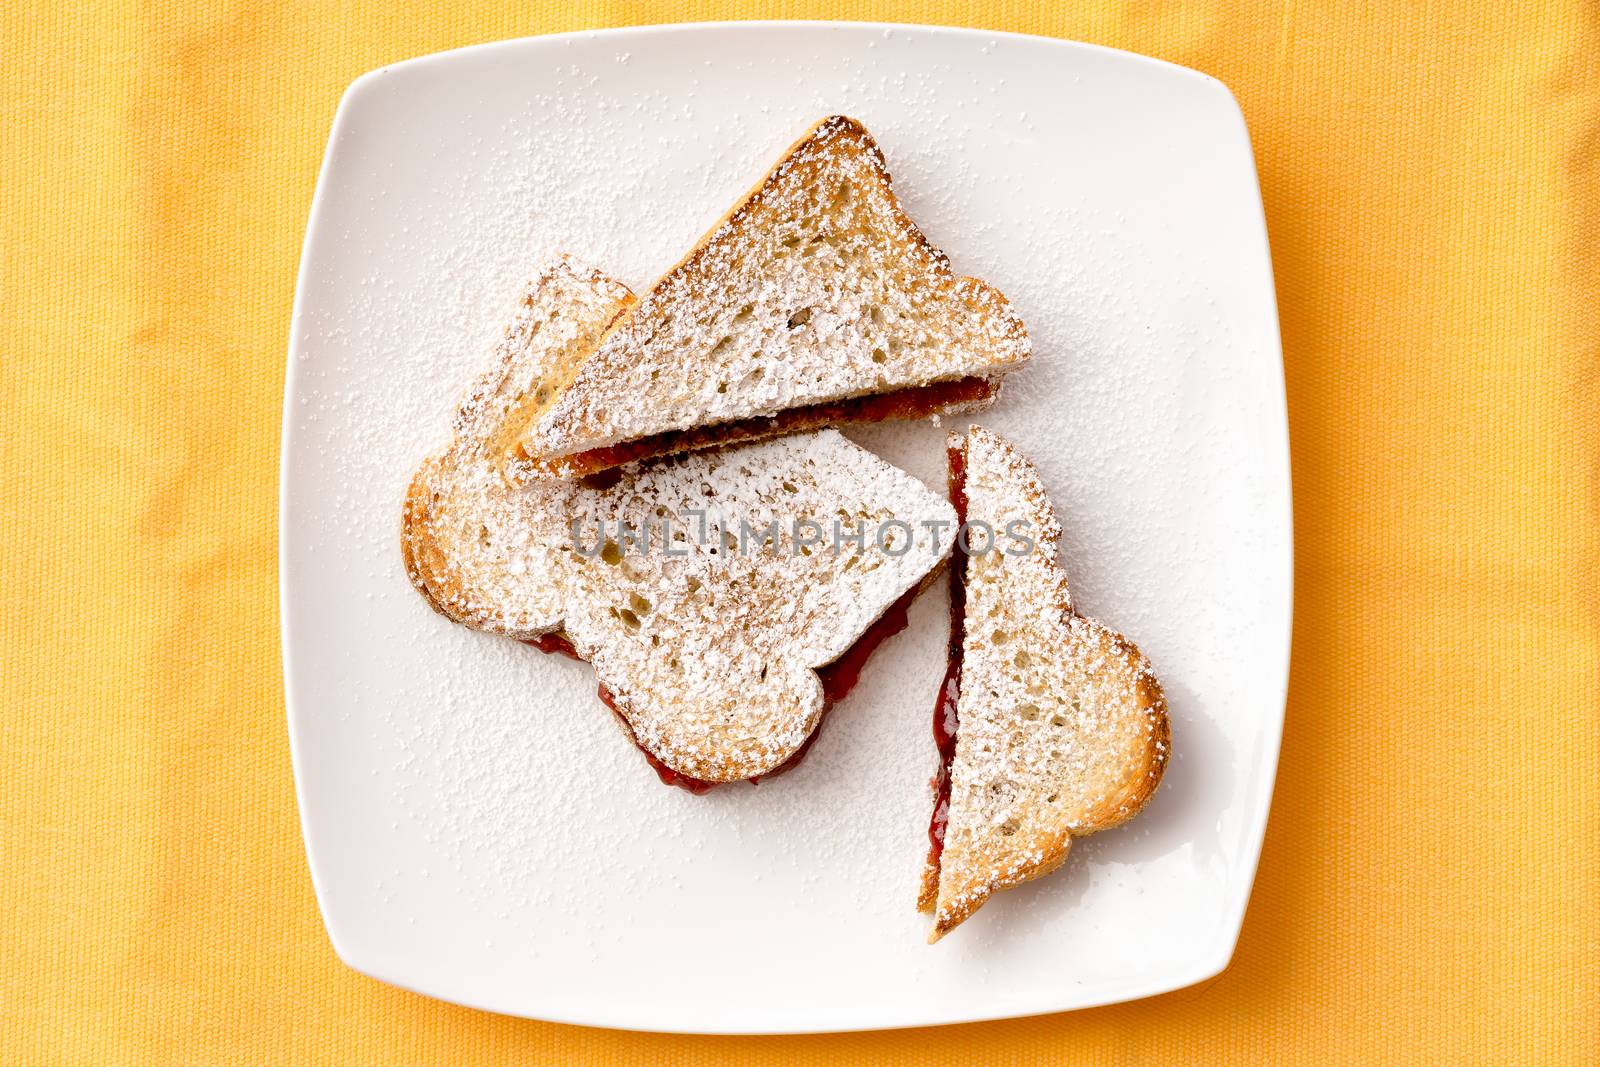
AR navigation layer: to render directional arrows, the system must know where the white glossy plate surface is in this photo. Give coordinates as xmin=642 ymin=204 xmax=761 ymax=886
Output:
xmin=282 ymin=21 xmax=1289 ymax=1033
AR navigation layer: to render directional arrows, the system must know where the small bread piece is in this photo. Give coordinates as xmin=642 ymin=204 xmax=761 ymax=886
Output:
xmin=403 ymin=258 xmax=957 ymax=785
xmin=508 ymin=116 xmax=1030 ymax=477
xmin=402 ymin=256 xmax=636 ymax=635
xmin=920 ymin=427 xmax=1169 ymax=942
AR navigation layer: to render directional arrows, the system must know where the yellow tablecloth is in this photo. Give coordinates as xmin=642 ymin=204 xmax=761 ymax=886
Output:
xmin=3 ymin=1 xmax=1595 ymax=1062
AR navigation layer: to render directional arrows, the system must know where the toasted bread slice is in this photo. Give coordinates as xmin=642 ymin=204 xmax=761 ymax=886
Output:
xmin=551 ymin=430 xmax=955 ymax=783
xmin=404 ymin=258 xmax=957 ymax=785
xmin=505 ymin=116 xmax=1030 ymax=478
xmin=919 ymin=427 xmax=1169 ymax=942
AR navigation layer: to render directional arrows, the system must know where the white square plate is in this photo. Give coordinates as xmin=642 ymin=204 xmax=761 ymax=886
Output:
xmin=282 ymin=21 xmax=1290 ymax=1033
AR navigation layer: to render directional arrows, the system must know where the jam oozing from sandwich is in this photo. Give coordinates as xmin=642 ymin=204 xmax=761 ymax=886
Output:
xmin=527 ymin=631 xmax=583 ymax=660
xmin=591 ymin=682 xmax=721 ymax=794
xmin=815 ymin=580 xmax=918 ymax=703
xmin=524 ymin=633 xmax=718 ymax=790
xmin=534 ymin=375 xmax=996 ymax=477
xmin=521 ymin=580 xmax=921 ymax=794
xmin=925 ymin=444 xmax=968 ymax=880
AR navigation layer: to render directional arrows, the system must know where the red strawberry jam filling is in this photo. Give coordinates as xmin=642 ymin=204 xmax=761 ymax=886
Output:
xmin=523 ymin=579 xmax=922 ymax=793
xmin=528 ymin=376 xmax=995 ymax=477
xmin=924 ymin=444 xmax=967 ymax=880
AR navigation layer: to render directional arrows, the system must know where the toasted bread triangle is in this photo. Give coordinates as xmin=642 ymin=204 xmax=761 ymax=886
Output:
xmin=509 ymin=116 xmax=1030 ymax=475
xmin=403 ymin=257 xmax=957 ymax=783
xmin=403 ymin=256 xmax=635 ymax=635
xmin=922 ymin=427 xmax=1169 ymax=942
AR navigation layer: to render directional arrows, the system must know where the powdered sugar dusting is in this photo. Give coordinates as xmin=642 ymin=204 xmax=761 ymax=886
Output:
xmin=527 ymin=116 xmax=1029 ymax=457
xmin=284 ymin=25 xmax=1288 ymax=1025
xmin=407 ymin=259 xmax=955 ymax=781
xmin=929 ymin=427 xmax=1168 ymax=939
xmin=562 ymin=430 xmax=954 ymax=780
xmin=403 ymin=256 xmax=632 ymax=636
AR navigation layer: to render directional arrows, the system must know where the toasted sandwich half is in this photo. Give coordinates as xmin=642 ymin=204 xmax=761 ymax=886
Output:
xmin=502 ymin=116 xmax=1031 ymax=479
xmin=918 ymin=427 xmax=1169 ymax=941
xmin=404 ymin=257 xmax=957 ymax=790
